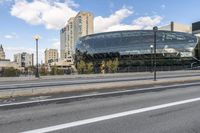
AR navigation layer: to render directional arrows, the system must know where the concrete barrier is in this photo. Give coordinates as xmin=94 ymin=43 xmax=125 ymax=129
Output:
xmin=0 ymin=76 xmax=200 ymax=99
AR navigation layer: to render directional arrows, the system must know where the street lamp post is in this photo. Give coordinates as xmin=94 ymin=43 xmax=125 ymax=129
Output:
xmin=150 ymin=45 xmax=154 ymax=73
xmin=33 ymin=35 xmax=40 ymax=78
xmin=153 ymin=26 xmax=158 ymax=81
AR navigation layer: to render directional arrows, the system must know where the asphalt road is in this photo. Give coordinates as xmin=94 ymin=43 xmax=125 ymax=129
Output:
xmin=1 ymin=83 xmax=200 ymax=133
xmin=0 ymin=70 xmax=200 ymax=90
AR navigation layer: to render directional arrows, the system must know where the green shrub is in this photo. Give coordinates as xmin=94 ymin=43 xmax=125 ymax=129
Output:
xmin=50 ymin=65 xmax=64 ymax=75
xmin=40 ymin=65 xmax=49 ymax=76
xmin=1 ymin=67 xmax=20 ymax=77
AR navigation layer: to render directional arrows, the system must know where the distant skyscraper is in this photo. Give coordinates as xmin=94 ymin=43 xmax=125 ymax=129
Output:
xmin=60 ymin=11 xmax=94 ymax=62
xmin=0 ymin=44 xmax=5 ymax=60
xmin=44 ymin=49 xmax=58 ymax=64
xmin=14 ymin=52 xmax=34 ymax=68
xmin=159 ymin=21 xmax=191 ymax=33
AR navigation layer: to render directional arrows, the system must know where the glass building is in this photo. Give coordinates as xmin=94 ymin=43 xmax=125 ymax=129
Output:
xmin=75 ymin=30 xmax=200 ymax=72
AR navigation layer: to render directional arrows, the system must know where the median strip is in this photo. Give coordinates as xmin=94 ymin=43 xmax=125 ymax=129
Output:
xmin=1 ymin=82 xmax=200 ymax=108
xmin=0 ymin=76 xmax=200 ymax=100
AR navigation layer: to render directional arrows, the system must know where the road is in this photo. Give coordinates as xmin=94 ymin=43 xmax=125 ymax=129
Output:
xmin=1 ymin=83 xmax=200 ymax=133
xmin=0 ymin=70 xmax=200 ymax=90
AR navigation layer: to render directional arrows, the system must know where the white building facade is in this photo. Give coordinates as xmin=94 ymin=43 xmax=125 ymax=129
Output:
xmin=14 ymin=52 xmax=34 ymax=68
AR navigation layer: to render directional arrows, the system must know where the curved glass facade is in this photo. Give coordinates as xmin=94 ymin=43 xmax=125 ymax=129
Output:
xmin=75 ymin=30 xmax=200 ymax=72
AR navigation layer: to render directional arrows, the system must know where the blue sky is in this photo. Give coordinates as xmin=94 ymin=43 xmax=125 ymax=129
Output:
xmin=0 ymin=0 xmax=200 ymax=63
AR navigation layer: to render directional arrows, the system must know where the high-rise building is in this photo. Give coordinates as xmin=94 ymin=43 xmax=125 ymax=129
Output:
xmin=67 ymin=17 xmax=75 ymax=59
xmin=159 ymin=21 xmax=191 ymax=33
xmin=74 ymin=11 xmax=94 ymax=45
xmin=0 ymin=44 xmax=5 ymax=60
xmin=60 ymin=18 xmax=75 ymax=60
xmin=44 ymin=49 xmax=58 ymax=64
xmin=60 ymin=27 xmax=67 ymax=59
xmin=14 ymin=52 xmax=34 ymax=68
xmin=60 ymin=11 xmax=94 ymax=62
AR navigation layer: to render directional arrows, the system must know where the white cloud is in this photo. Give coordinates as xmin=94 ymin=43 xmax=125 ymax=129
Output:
xmin=95 ymin=15 xmax=163 ymax=32
xmin=4 ymin=35 xmax=13 ymax=39
xmin=105 ymin=15 xmax=163 ymax=32
xmin=94 ymin=7 xmax=133 ymax=33
xmin=4 ymin=32 xmax=18 ymax=39
xmin=10 ymin=1 xmax=163 ymax=32
xmin=10 ymin=0 xmax=77 ymax=30
xmin=133 ymin=15 xmax=163 ymax=29
xmin=94 ymin=7 xmax=162 ymax=33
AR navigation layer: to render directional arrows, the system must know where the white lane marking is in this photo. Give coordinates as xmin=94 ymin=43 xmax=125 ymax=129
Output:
xmin=1 ymin=82 xmax=200 ymax=108
xmin=21 ymin=97 xmax=200 ymax=133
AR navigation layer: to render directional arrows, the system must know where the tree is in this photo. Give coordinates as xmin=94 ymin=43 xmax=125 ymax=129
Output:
xmin=77 ymin=60 xmax=86 ymax=74
xmin=106 ymin=60 xmax=112 ymax=73
xmin=50 ymin=65 xmax=57 ymax=75
xmin=105 ymin=58 xmax=119 ymax=73
xmin=1 ymin=67 xmax=20 ymax=77
xmin=86 ymin=62 xmax=93 ymax=74
xmin=57 ymin=69 xmax=64 ymax=75
xmin=40 ymin=65 xmax=48 ymax=76
xmin=100 ymin=60 xmax=106 ymax=74
xmin=112 ymin=58 xmax=119 ymax=73
xmin=50 ymin=65 xmax=65 ymax=75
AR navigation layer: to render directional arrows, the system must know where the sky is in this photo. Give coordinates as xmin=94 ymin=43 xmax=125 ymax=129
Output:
xmin=0 ymin=0 xmax=200 ymax=63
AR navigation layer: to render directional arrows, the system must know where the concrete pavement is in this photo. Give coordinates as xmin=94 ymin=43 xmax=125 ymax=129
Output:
xmin=1 ymin=84 xmax=200 ymax=133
